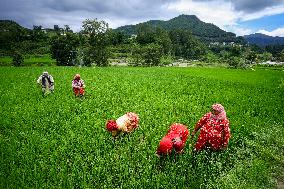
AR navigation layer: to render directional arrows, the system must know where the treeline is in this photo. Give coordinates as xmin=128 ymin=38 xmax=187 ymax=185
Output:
xmin=1 ymin=19 xmax=284 ymax=67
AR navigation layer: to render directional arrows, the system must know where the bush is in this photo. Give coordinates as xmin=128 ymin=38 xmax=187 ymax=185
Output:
xmin=130 ymin=43 xmax=163 ymax=66
xmin=50 ymin=33 xmax=79 ymax=66
xmin=142 ymin=43 xmax=163 ymax=66
xmin=12 ymin=52 xmax=24 ymax=66
xmin=227 ymin=56 xmax=246 ymax=69
xmin=160 ymin=55 xmax=173 ymax=66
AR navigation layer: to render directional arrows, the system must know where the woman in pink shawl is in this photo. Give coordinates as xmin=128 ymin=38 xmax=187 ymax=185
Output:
xmin=191 ymin=103 xmax=230 ymax=151
xmin=72 ymin=74 xmax=85 ymax=97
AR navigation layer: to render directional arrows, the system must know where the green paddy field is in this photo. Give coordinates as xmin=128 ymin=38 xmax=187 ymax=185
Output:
xmin=0 ymin=66 xmax=283 ymax=188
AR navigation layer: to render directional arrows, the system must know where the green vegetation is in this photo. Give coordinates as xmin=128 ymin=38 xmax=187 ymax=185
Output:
xmin=0 ymin=67 xmax=283 ymax=188
xmin=116 ymin=15 xmax=240 ymax=43
xmin=0 ymin=54 xmax=56 ymax=66
xmin=2 ymin=15 xmax=284 ymax=68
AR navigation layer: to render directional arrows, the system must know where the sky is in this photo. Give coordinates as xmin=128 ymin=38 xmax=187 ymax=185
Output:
xmin=1 ymin=0 xmax=284 ymax=36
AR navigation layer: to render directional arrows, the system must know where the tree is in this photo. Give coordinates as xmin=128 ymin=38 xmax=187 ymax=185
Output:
xmin=81 ymin=19 xmax=110 ymax=66
xmin=154 ymin=28 xmax=172 ymax=55
xmin=280 ymin=49 xmax=284 ymax=62
xmin=245 ymin=49 xmax=257 ymax=64
xmin=50 ymin=33 xmax=79 ymax=66
xmin=63 ymin=25 xmax=71 ymax=33
xmin=136 ymin=23 xmax=156 ymax=45
xmin=108 ymin=30 xmax=130 ymax=45
xmin=260 ymin=52 xmax=272 ymax=62
xmin=129 ymin=43 xmax=143 ymax=66
xmin=12 ymin=51 xmax=24 ymax=66
xmin=203 ymin=51 xmax=219 ymax=63
xmin=169 ymin=29 xmax=207 ymax=60
xmin=228 ymin=56 xmax=245 ymax=69
xmin=31 ymin=25 xmax=47 ymax=42
xmin=142 ymin=43 xmax=163 ymax=66
xmin=130 ymin=43 xmax=163 ymax=66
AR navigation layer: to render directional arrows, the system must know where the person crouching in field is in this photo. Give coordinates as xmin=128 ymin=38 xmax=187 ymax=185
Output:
xmin=37 ymin=71 xmax=54 ymax=96
xmin=72 ymin=74 xmax=85 ymax=97
xmin=156 ymin=123 xmax=189 ymax=157
xmin=191 ymin=103 xmax=230 ymax=151
xmin=106 ymin=112 xmax=139 ymax=138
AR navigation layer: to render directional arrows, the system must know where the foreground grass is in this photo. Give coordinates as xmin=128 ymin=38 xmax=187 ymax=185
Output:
xmin=0 ymin=67 xmax=283 ymax=188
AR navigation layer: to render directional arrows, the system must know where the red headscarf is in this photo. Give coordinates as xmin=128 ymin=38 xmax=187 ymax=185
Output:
xmin=157 ymin=137 xmax=173 ymax=155
xmin=106 ymin=120 xmax=118 ymax=131
xmin=156 ymin=123 xmax=189 ymax=156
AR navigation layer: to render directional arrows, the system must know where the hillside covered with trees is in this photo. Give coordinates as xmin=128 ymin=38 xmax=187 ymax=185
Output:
xmin=1 ymin=15 xmax=284 ymax=68
xmin=115 ymin=14 xmax=244 ymax=43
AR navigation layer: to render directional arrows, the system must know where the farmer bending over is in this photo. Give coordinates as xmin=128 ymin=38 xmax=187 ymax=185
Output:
xmin=106 ymin=112 xmax=139 ymax=138
xmin=37 ymin=71 xmax=54 ymax=96
xmin=156 ymin=123 xmax=189 ymax=157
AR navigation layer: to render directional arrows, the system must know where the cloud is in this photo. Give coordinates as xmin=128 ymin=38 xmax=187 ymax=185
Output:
xmin=192 ymin=0 xmax=284 ymax=13
xmin=0 ymin=0 xmax=179 ymax=30
xmin=231 ymin=0 xmax=284 ymax=13
xmin=225 ymin=25 xmax=252 ymax=36
xmin=167 ymin=0 xmax=240 ymax=29
xmin=240 ymin=5 xmax=284 ymax=21
xmin=257 ymin=28 xmax=284 ymax=37
xmin=167 ymin=0 xmax=284 ymax=35
xmin=0 ymin=0 xmax=284 ymax=35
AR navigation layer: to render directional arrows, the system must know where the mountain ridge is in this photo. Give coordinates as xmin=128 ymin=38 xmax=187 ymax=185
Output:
xmin=115 ymin=14 xmax=240 ymax=43
xmin=243 ymin=33 xmax=284 ymax=46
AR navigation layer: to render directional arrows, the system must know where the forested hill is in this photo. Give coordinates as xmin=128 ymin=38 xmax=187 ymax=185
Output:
xmin=0 ymin=20 xmax=28 ymax=31
xmin=115 ymin=14 xmax=242 ymax=43
xmin=0 ymin=20 xmax=31 ymax=51
xmin=243 ymin=33 xmax=284 ymax=47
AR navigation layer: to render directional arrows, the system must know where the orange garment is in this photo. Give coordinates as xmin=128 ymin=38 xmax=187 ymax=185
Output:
xmin=73 ymin=87 xmax=85 ymax=96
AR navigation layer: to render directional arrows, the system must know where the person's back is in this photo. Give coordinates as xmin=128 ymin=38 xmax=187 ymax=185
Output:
xmin=37 ymin=71 xmax=54 ymax=96
xmin=41 ymin=74 xmax=52 ymax=87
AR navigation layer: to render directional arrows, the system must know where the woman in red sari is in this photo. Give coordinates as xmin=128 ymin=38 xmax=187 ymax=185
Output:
xmin=191 ymin=104 xmax=230 ymax=151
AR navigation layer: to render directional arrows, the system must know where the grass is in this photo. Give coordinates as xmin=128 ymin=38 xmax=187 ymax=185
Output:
xmin=0 ymin=66 xmax=283 ymax=188
xmin=0 ymin=54 xmax=56 ymax=66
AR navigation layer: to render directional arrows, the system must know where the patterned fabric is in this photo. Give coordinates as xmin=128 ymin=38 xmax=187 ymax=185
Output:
xmin=106 ymin=112 xmax=139 ymax=137
xmin=73 ymin=88 xmax=85 ymax=96
xmin=116 ymin=112 xmax=139 ymax=133
xmin=157 ymin=123 xmax=189 ymax=156
xmin=72 ymin=79 xmax=85 ymax=89
xmin=194 ymin=111 xmax=230 ymax=151
xmin=106 ymin=120 xmax=118 ymax=131
xmin=72 ymin=79 xmax=85 ymax=96
xmin=211 ymin=103 xmax=226 ymax=121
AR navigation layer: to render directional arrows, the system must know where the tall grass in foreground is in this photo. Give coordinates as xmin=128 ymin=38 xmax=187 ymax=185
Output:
xmin=0 ymin=67 xmax=283 ymax=188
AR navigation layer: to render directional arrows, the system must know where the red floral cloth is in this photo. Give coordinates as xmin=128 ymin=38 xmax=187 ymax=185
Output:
xmin=157 ymin=123 xmax=189 ymax=156
xmin=106 ymin=112 xmax=139 ymax=137
xmin=194 ymin=112 xmax=230 ymax=151
xmin=72 ymin=77 xmax=85 ymax=97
